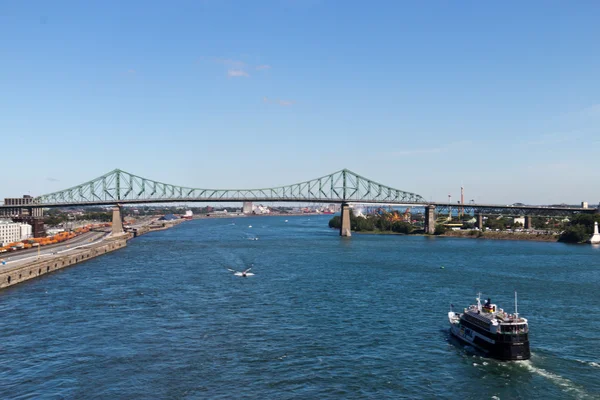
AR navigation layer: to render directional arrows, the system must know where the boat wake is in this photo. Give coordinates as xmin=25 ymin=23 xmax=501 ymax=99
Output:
xmin=519 ymin=360 xmax=591 ymax=399
xmin=227 ymin=267 xmax=255 ymax=277
xmin=574 ymin=359 xmax=600 ymax=369
xmin=233 ymin=271 xmax=255 ymax=277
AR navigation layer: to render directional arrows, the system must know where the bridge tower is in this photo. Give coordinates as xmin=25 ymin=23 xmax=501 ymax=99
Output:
xmin=524 ymin=216 xmax=533 ymax=230
xmin=340 ymin=203 xmax=351 ymax=237
xmin=424 ymin=205 xmax=436 ymax=235
xmin=476 ymin=214 xmax=483 ymax=230
xmin=112 ymin=205 xmax=124 ymax=236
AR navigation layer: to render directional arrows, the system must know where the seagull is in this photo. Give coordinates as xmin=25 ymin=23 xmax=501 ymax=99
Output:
xmin=227 ymin=267 xmax=255 ymax=277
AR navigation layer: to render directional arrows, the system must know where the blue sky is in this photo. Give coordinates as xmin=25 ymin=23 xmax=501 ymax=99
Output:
xmin=2 ymin=1 xmax=599 ymax=204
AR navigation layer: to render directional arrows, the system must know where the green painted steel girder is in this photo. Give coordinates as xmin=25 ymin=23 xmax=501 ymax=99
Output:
xmin=30 ymin=168 xmax=427 ymax=206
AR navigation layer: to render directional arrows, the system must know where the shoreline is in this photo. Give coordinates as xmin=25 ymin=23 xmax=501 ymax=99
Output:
xmin=440 ymin=230 xmax=559 ymax=242
xmin=337 ymin=228 xmax=561 ymax=242
xmin=1 ymin=219 xmax=185 ymax=290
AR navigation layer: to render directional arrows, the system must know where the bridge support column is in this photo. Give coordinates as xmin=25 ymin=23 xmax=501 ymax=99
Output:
xmin=243 ymin=201 xmax=253 ymax=214
xmin=424 ymin=205 xmax=436 ymax=235
xmin=340 ymin=203 xmax=351 ymax=237
xmin=112 ymin=206 xmax=124 ymax=235
xmin=476 ymin=214 xmax=483 ymax=230
xmin=524 ymin=216 xmax=533 ymax=230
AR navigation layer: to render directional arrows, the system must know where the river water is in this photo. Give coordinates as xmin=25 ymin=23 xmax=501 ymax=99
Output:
xmin=1 ymin=216 xmax=599 ymax=399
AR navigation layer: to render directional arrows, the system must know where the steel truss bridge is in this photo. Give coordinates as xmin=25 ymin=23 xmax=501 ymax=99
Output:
xmin=0 ymin=168 xmax=596 ymax=218
xmin=418 ymin=203 xmax=596 ymax=217
xmin=1 ymin=168 xmax=426 ymax=208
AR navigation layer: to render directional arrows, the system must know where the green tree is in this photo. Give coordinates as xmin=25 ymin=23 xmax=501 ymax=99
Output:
xmin=434 ymin=224 xmax=447 ymax=235
xmin=328 ymin=215 xmax=341 ymax=229
xmin=392 ymin=221 xmax=413 ymax=234
xmin=559 ymin=225 xmax=589 ymax=243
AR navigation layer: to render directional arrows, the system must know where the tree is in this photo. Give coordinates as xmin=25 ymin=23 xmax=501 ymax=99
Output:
xmin=559 ymin=225 xmax=589 ymax=243
xmin=434 ymin=224 xmax=447 ymax=235
xmin=392 ymin=221 xmax=413 ymax=234
xmin=328 ymin=216 xmax=341 ymax=229
xmin=558 ymin=214 xmax=600 ymax=243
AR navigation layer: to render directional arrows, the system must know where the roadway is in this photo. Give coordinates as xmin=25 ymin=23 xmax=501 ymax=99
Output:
xmin=0 ymin=231 xmax=109 ymax=271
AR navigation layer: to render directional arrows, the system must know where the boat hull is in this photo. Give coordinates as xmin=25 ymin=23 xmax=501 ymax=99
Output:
xmin=449 ymin=312 xmax=530 ymax=361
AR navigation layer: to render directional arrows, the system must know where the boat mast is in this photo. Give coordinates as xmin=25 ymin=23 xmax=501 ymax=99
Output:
xmin=514 ymin=291 xmax=519 ymax=320
xmin=477 ymin=292 xmax=482 ymax=311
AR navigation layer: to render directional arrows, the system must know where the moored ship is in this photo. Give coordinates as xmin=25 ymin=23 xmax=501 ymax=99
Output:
xmin=448 ymin=293 xmax=530 ymax=361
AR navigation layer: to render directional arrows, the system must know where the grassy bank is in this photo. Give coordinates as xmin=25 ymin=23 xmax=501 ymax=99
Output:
xmin=441 ymin=230 xmax=559 ymax=242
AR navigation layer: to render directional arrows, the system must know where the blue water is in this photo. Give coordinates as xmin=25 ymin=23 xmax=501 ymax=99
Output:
xmin=1 ymin=216 xmax=599 ymax=399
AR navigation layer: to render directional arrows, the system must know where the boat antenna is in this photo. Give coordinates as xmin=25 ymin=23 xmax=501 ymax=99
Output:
xmin=514 ymin=291 xmax=519 ymax=320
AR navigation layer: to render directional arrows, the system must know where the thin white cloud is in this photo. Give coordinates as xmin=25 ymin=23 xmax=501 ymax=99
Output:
xmin=391 ymin=148 xmax=444 ymax=156
xmin=263 ymin=97 xmax=295 ymax=106
xmin=46 ymin=177 xmax=59 ymax=182
xmin=199 ymin=56 xmax=274 ymax=77
xmin=207 ymin=57 xmax=246 ymax=69
xmin=228 ymin=69 xmax=249 ymax=78
xmin=127 ymin=69 xmax=136 ymax=74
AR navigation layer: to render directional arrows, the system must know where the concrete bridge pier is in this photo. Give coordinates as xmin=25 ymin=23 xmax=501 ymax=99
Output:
xmin=525 ymin=216 xmax=533 ymax=230
xmin=476 ymin=214 xmax=483 ymax=230
xmin=340 ymin=203 xmax=352 ymax=237
xmin=424 ymin=205 xmax=436 ymax=235
xmin=112 ymin=205 xmax=124 ymax=235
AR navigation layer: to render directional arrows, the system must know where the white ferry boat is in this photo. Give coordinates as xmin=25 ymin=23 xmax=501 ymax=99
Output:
xmin=448 ymin=293 xmax=530 ymax=360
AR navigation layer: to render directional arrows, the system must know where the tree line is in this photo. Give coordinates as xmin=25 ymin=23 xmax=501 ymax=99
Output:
xmin=329 ymin=212 xmax=414 ymax=234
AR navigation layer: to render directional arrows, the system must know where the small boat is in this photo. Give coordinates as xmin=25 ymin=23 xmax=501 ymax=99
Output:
xmin=248 ymin=225 xmax=252 ymax=228
xmin=228 ymin=267 xmax=254 ymax=277
xmin=448 ymin=292 xmax=530 ymax=361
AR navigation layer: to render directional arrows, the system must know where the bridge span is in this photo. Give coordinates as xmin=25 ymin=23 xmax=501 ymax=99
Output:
xmin=1 ymin=168 xmax=596 ymax=237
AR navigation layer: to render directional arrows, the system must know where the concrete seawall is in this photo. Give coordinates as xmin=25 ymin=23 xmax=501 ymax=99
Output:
xmin=0 ymin=236 xmax=129 ymax=290
xmin=0 ymin=219 xmax=187 ymax=290
xmin=132 ymin=219 xmax=185 ymax=237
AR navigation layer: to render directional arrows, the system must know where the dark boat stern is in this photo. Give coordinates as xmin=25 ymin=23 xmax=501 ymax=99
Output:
xmin=492 ymin=332 xmax=531 ymax=361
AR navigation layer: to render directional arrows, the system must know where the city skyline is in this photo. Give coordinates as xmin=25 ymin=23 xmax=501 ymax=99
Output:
xmin=2 ymin=1 xmax=599 ymax=204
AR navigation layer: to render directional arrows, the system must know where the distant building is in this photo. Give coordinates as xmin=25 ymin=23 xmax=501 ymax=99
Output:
xmin=253 ymin=204 xmax=270 ymax=214
xmin=0 ymin=220 xmax=32 ymax=246
xmin=514 ymin=217 xmax=525 ymax=226
xmin=2 ymin=195 xmax=43 ymax=218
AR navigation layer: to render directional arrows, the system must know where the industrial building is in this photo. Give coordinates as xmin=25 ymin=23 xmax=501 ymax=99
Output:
xmin=2 ymin=195 xmax=46 ymax=238
xmin=0 ymin=220 xmax=32 ymax=246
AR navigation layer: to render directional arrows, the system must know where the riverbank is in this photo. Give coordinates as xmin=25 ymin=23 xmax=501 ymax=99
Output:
xmin=1 ymin=219 xmax=186 ymax=290
xmin=345 ymin=228 xmax=560 ymax=242
xmin=0 ymin=234 xmax=130 ymax=290
xmin=441 ymin=229 xmax=559 ymax=242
